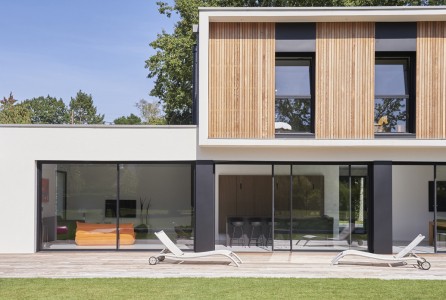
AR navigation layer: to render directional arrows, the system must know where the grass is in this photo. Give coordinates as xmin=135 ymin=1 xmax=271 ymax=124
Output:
xmin=1 ymin=278 xmax=445 ymax=300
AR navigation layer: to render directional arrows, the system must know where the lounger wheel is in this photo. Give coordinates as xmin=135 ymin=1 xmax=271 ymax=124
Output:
xmin=158 ymin=256 xmax=165 ymax=262
xmin=149 ymin=256 xmax=158 ymax=265
xmin=420 ymin=261 xmax=431 ymax=270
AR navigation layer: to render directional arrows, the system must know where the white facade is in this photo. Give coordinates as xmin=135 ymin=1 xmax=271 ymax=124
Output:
xmin=0 ymin=125 xmax=196 ymax=253
xmin=2 ymin=125 xmax=446 ymax=253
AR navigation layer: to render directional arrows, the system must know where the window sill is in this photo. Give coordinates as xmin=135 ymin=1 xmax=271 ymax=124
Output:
xmin=374 ymin=133 xmax=416 ymax=139
xmin=275 ymin=133 xmax=315 ymax=139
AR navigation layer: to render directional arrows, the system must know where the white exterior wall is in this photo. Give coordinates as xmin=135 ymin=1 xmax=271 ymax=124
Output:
xmin=0 ymin=125 xmax=196 ymax=253
xmin=2 ymin=125 xmax=446 ymax=252
xmin=197 ymin=146 xmax=446 ymax=162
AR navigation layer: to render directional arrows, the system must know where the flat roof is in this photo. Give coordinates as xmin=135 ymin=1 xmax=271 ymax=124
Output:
xmin=199 ymin=6 xmax=446 ymax=22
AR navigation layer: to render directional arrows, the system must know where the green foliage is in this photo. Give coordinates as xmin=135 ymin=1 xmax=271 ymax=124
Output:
xmin=21 ymin=95 xmax=68 ymax=124
xmin=374 ymin=98 xmax=406 ymax=132
xmin=147 ymin=0 xmax=436 ymax=125
xmin=275 ymin=98 xmax=312 ymax=132
xmin=293 ymin=176 xmax=323 ymax=216
xmin=68 ymin=90 xmax=105 ymax=124
xmin=113 ymin=113 xmax=142 ymax=125
xmin=135 ymin=99 xmax=166 ymax=125
xmin=339 ymin=176 xmax=367 ymax=221
xmin=0 ymin=92 xmax=31 ymax=124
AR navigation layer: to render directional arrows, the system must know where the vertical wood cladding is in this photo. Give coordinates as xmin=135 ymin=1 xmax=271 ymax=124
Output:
xmin=316 ymin=23 xmax=375 ymax=139
xmin=208 ymin=22 xmax=275 ymax=139
xmin=417 ymin=22 xmax=446 ymax=139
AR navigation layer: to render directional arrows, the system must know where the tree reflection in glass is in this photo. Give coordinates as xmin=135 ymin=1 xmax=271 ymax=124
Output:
xmin=275 ymin=98 xmax=311 ymax=133
xmin=374 ymin=98 xmax=407 ymax=133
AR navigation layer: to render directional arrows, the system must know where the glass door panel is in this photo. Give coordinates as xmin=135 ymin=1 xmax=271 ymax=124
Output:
xmin=435 ymin=166 xmax=446 ymax=252
xmin=119 ymin=164 xmax=194 ymax=250
xmin=215 ymin=164 xmax=272 ymax=251
xmin=41 ymin=163 xmax=117 ymax=250
xmin=349 ymin=166 xmax=368 ymax=250
xmin=392 ymin=165 xmax=433 ymax=254
xmin=338 ymin=166 xmax=352 ymax=247
xmin=274 ymin=165 xmax=291 ymax=250
xmin=292 ymin=165 xmax=338 ymax=249
xmin=291 ymin=164 xmax=365 ymax=251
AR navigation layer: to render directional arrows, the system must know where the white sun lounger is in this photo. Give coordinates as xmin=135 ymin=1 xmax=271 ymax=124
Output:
xmin=149 ymin=230 xmax=243 ymax=267
xmin=331 ymin=234 xmax=431 ymax=270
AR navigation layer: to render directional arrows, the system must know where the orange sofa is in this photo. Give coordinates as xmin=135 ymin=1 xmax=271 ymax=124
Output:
xmin=75 ymin=222 xmax=135 ymax=246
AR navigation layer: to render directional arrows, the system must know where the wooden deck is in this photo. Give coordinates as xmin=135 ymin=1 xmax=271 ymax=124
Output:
xmin=1 ymin=251 xmax=446 ymax=279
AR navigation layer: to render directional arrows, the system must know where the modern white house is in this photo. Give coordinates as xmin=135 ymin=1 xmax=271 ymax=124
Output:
xmin=1 ymin=6 xmax=446 ymax=254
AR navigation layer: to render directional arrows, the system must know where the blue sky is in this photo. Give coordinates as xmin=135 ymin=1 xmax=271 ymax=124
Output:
xmin=0 ymin=0 xmax=178 ymax=123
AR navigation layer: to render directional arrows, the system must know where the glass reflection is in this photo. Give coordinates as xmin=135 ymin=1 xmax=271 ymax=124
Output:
xmin=40 ymin=163 xmax=193 ymax=250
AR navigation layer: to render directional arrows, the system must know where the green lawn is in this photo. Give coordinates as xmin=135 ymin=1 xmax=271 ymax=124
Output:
xmin=0 ymin=278 xmax=444 ymax=300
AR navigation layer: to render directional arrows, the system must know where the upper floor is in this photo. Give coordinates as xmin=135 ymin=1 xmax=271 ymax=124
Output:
xmin=197 ymin=6 xmax=446 ymax=146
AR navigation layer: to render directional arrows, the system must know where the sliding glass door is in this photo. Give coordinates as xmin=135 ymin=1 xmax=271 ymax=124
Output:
xmin=273 ymin=164 xmax=368 ymax=251
xmin=118 ymin=164 xmax=193 ymax=250
xmin=39 ymin=162 xmax=193 ymax=251
xmin=273 ymin=165 xmax=292 ymax=250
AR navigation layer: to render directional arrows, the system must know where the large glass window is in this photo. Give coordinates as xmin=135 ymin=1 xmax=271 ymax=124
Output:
xmin=39 ymin=162 xmax=193 ymax=251
xmin=375 ymin=57 xmax=413 ymax=133
xmin=275 ymin=57 xmax=313 ymax=134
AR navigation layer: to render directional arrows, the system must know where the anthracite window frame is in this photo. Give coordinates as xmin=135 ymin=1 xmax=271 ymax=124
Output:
xmin=374 ymin=52 xmax=416 ymax=135
xmin=275 ymin=53 xmax=315 ymax=137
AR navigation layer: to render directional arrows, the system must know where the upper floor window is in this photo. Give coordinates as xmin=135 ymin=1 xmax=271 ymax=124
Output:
xmin=374 ymin=55 xmax=414 ymax=134
xmin=275 ymin=56 xmax=314 ymax=134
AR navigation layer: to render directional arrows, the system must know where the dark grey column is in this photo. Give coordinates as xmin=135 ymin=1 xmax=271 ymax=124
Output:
xmin=194 ymin=161 xmax=215 ymax=252
xmin=372 ymin=161 xmax=393 ymax=254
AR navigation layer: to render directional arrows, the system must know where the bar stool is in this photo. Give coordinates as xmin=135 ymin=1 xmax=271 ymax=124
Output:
xmin=248 ymin=219 xmax=263 ymax=247
xmin=230 ymin=220 xmax=245 ymax=247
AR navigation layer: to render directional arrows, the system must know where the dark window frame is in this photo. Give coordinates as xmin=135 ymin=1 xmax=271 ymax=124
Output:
xmin=375 ymin=52 xmax=416 ymax=135
xmin=275 ymin=52 xmax=315 ymax=137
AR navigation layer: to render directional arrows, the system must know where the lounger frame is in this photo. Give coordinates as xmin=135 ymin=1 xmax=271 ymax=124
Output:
xmin=331 ymin=234 xmax=431 ymax=270
xmin=149 ymin=230 xmax=243 ymax=267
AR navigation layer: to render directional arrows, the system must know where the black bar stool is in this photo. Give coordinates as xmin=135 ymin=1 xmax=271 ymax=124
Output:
xmin=230 ymin=219 xmax=245 ymax=247
xmin=248 ymin=218 xmax=263 ymax=247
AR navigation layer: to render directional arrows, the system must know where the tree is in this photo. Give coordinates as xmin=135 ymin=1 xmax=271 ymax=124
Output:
xmin=68 ymin=90 xmax=105 ymax=124
xmin=275 ymin=98 xmax=312 ymax=132
xmin=113 ymin=114 xmax=142 ymax=125
xmin=147 ymin=0 xmax=431 ymax=125
xmin=0 ymin=92 xmax=31 ymax=124
xmin=21 ymin=95 xmax=68 ymax=124
xmin=135 ymin=99 xmax=166 ymax=125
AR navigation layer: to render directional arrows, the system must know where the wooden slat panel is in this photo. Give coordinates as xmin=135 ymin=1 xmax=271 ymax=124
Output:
xmin=417 ymin=22 xmax=446 ymax=139
xmin=209 ymin=23 xmax=275 ymax=139
xmin=315 ymin=23 xmax=375 ymax=139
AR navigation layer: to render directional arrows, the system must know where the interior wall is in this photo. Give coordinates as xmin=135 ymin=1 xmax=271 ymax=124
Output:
xmin=120 ymin=164 xmax=192 ymax=228
xmin=64 ymin=164 xmax=116 ymax=222
xmin=392 ymin=165 xmax=434 ymax=242
xmin=41 ymin=164 xmax=57 ymax=218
